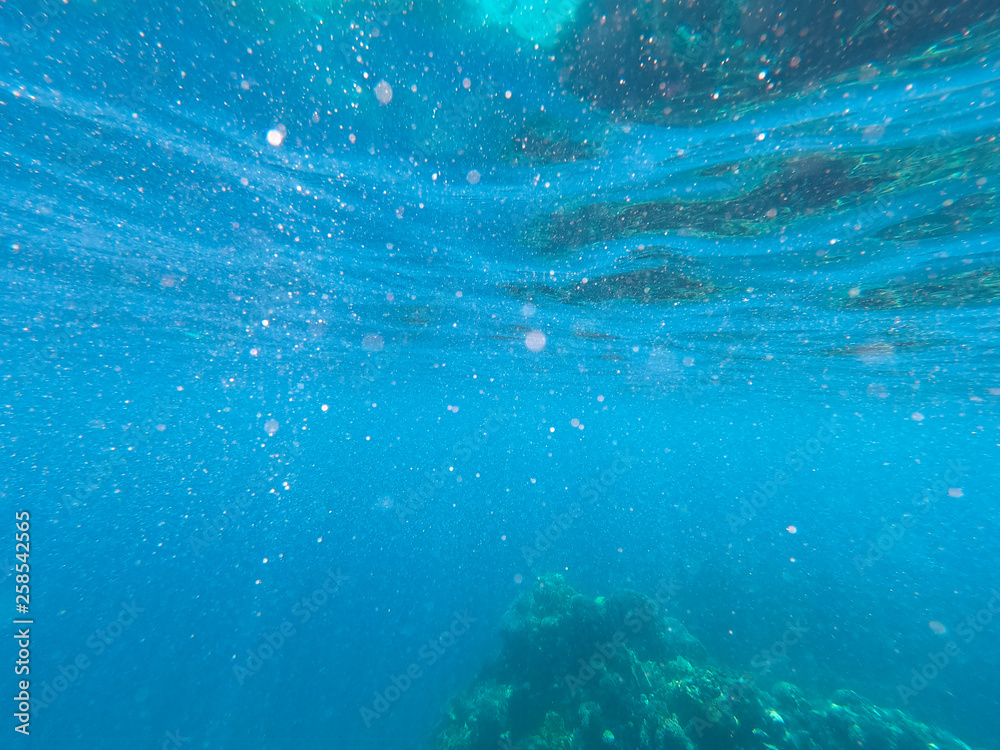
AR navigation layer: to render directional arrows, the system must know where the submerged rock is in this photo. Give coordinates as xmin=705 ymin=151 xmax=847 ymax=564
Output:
xmin=555 ymin=0 xmax=1000 ymax=119
xmin=837 ymin=266 xmax=1000 ymax=311
xmin=431 ymin=575 xmax=976 ymax=750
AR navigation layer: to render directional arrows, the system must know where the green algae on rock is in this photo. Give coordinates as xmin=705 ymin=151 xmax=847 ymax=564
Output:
xmin=875 ymin=192 xmax=999 ymax=242
xmin=505 ymin=259 xmax=719 ymax=308
xmin=837 ymin=266 xmax=1000 ymax=311
xmin=555 ymin=0 xmax=1000 ymax=122
xmin=503 ymin=114 xmax=607 ymax=166
xmin=431 ymin=575 xmax=976 ymax=750
xmin=520 ymin=139 xmax=1000 ymax=257
xmin=517 ymin=153 xmax=879 ymax=255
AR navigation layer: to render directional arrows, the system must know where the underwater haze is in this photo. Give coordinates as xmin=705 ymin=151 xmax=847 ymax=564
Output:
xmin=2 ymin=0 xmax=1000 ymax=749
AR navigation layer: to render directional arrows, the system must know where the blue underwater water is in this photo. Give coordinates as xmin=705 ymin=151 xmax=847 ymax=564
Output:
xmin=2 ymin=1 xmax=1000 ymax=749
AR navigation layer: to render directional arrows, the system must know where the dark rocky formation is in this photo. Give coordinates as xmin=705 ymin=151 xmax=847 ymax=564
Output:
xmin=431 ymin=575 xmax=976 ymax=750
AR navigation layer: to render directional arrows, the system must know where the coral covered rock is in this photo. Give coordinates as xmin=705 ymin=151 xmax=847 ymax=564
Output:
xmin=432 ymin=575 xmax=975 ymax=750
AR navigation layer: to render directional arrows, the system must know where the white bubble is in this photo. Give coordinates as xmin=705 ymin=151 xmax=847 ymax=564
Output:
xmin=521 ymin=303 xmax=536 ymax=318
xmin=362 ymin=333 xmax=384 ymax=352
xmin=466 ymin=170 xmax=481 ymax=185
xmin=264 ymin=419 xmax=279 ymax=436
xmin=266 ymin=128 xmax=284 ymax=147
xmin=375 ymin=80 xmax=393 ymax=105
xmin=525 ymin=330 xmax=546 ymax=352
